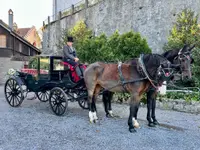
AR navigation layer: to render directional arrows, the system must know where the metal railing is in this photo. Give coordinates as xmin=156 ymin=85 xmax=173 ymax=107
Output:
xmin=88 ymin=0 xmax=99 ymax=6
xmin=74 ymin=0 xmax=85 ymax=12
xmin=61 ymin=6 xmax=72 ymax=18
xmin=43 ymin=0 xmax=103 ymax=26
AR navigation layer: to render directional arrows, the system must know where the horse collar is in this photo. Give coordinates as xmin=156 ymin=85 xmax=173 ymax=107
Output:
xmin=138 ymin=54 xmax=158 ymax=89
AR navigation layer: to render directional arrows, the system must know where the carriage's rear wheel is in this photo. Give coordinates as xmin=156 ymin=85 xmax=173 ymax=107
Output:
xmin=36 ymin=91 xmax=50 ymax=102
xmin=4 ymin=78 xmax=24 ymax=107
xmin=78 ymin=98 xmax=89 ymax=110
xmin=49 ymin=87 xmax=68 ymax=116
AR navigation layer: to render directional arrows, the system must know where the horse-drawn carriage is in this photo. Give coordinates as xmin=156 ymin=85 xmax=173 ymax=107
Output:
xmin=4 ymin=44 xmax=194 ymax=132
xmin=4 ymin=55 xmax=88 ymax=116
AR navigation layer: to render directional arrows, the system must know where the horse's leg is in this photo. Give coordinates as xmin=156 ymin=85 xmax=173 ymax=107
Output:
xmin=128 ymin=93 xmax=140 ymax=133
xmin=146 ymin=90 xmax=155 ymax=127
xmin=102 ymin=91 xmax=109 ymax=116
xmin=152 ymin=91 xmax=159 ymax=125
xmin=88 ymin=90 xmax=95 ymax=123
xmin=102 ymin=91 xmax=114 ymax=117
xmin=107 ymin=92 xmax=114 ymax=117
xmin=91 ymin=85 xmax=101 ymax=122
xmin=91 ymin=96 xmax=98 ymax=122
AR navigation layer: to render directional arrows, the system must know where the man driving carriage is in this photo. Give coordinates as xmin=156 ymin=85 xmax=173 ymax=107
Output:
xmin=63 ymin=36 xmax=83 ymax=78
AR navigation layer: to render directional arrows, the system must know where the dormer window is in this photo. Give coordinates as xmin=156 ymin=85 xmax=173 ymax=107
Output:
xmin=0 ymin=35 xmax=6 ymax=48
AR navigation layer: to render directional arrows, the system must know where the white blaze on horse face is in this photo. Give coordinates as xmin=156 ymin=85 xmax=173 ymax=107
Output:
xmin=133 ymin=117 xmax=140 ymax=128
xmin=108 ymin=110 xmax=114 ymax=117
xmin=89 ymin=111 xmax=94 ymax=123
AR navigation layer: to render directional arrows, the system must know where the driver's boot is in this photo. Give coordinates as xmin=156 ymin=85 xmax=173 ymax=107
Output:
xmin=75 ymin=66 xmax=83 ymax=79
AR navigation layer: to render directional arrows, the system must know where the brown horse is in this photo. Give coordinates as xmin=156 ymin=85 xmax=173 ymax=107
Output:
xmin=102 ymin=44 xmax=195 ymax=128
xmin=84 ymin=54 xmax=176 ymax=132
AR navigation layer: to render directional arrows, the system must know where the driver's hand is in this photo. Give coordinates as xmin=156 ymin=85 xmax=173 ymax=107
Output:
xmin=74 ymin=57 xmax=79 ymax=62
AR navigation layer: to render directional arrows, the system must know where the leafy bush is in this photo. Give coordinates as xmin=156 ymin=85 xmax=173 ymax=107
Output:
xmin=157 ymin=92 xmax=200 ymax=102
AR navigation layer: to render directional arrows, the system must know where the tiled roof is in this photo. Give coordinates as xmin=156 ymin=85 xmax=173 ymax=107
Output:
xmin=17 ymin=28 xmax=31 ymax=37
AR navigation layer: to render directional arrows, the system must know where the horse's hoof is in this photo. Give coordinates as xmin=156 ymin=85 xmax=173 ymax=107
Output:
xmin=106 ymin=113 xmax=114 ymax=118
xmin=153 ymin=120 xmax=160 ymax=125
xmin=129 ymin=127 xmax=137 ymax=133
xmin=93 ymin=119 xmax=98 ymax=123
xmin=148 ymin=122 xmax=156 ymax=127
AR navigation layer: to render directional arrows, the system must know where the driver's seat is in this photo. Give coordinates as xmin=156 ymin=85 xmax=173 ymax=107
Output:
xmin=61 ymin=62 xmax=84 ymax=83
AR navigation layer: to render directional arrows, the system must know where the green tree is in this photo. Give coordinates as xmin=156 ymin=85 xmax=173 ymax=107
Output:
xmin=58 ymin=21 xmax=152 ymax=64
xmin=164 ymin=9 xmax=200 ymax=51
xmin=164 ymin=8 xmax=200 ymax=87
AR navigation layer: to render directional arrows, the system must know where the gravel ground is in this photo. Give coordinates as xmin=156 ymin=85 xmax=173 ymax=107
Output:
xmin=0 ymin=86 xmax=200 ymax=150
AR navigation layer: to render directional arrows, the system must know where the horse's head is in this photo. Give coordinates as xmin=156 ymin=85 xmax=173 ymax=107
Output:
xmin=174 ymin=44 xmax=195 ymax=80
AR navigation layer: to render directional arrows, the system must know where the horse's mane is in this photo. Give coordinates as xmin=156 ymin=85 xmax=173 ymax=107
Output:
xmin=161 ymin=49 xmax=180 ymax=62
xmin=143 ymin=54 xmax=169 ymax=79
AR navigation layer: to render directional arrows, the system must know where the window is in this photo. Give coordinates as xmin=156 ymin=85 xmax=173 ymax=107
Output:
xmin=28 ymin=48 xmax=31 ymax=56
xmin=19 ymin=43 xmax=22 ymax=52
xmin=53 ymin=59 xmax=64 ymax=71
xmin=0 ymin=35 xmax=6 ymax=48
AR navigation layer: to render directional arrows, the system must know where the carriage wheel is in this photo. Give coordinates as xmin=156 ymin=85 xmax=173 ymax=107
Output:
xmin=4 ymin=78 xmax=24 ymax=107
xmin=78 ymin=98 xmax=89 ymax=110
xmin=36 ymin=91 xmax=50 ymax=102
xmin=49 ymin=87 xmax=68 ymax=116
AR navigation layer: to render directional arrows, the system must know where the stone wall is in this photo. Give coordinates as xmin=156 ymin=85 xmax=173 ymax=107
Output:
xmin=156 ymin=99 xmax=200 ymax=114
xmin=0 ymin=58 xmax=24 ymax=85
xmin=43 ymin=0 xmax=200 ymax=55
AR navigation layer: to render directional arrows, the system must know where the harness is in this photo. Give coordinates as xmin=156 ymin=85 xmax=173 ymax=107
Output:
xmin=138 ymin=54 xmax=159 ymax=89
xmin=117 ymin=54 xmax=160 ymax=92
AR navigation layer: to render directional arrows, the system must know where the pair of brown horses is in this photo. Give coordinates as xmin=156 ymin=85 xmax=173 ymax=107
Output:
xmin=83 ymin=44 xmax=194 ymax=132
xmin=102 ymin=44 xmax=195 ymax=128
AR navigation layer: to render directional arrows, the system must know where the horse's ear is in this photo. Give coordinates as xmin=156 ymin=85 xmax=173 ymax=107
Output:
xmin=179 ymin=44 xmax=188 ymax=54
xmin=189 ymin=44 xmax=195 ymax=51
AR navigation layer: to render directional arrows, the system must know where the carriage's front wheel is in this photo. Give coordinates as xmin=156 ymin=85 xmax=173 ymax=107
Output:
xmin=4 ymin=78 xmax=24 ymax=107
xmin=36 ymin=91 xmax=50 ymax=102
xmin=49 ymin=87 xmax=68 ymax=116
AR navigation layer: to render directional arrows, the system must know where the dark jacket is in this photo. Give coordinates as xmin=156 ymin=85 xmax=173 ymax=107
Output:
xmin=63 ymin=45 xmax=77 ymax=61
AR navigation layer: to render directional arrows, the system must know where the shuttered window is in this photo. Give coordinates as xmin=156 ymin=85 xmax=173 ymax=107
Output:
xmin=0 ymin=35 xmax=6 ymax=48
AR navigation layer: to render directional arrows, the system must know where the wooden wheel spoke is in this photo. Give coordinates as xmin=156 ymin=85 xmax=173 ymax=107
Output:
xmin=51 ymin=95 xmax=57 ymax=101
xmin=60 ymin=103 xmax=65 ymax=110
xmin=8 ymin=95 xmax=13 ymax=103
xmin=14 ymin=95 xmax=20 ymax=104
xmin=54 ymin=105 xmax=58 ymax=113
xmin=7 ymin=82 xmax=13 ymax=90
xmin=11 ymin=96 xmax=15 ymax=106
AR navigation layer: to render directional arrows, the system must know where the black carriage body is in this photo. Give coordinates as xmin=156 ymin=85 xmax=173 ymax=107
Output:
xmin=17 ymin=55 xmax=79 ymax=92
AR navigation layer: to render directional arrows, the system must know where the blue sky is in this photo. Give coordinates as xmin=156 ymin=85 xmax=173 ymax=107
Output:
xmin=0 ymin=0 xmax=52 ymax=30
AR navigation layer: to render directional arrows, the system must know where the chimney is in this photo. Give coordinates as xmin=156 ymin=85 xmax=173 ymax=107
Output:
xmin=8 ymin=9 xmax=13 ymax=30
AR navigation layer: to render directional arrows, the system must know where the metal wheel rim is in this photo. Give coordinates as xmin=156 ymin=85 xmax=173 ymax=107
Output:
xmin=4 ymin=78 xmax=24 ymax=107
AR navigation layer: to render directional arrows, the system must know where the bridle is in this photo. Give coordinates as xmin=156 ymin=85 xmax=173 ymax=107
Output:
xmin=174 ymin=50 xmax=192 ymax=74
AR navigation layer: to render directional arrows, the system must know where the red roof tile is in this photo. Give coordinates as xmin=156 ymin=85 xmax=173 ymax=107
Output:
xmin=17 ymin=28 xmax=31 ymax=37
